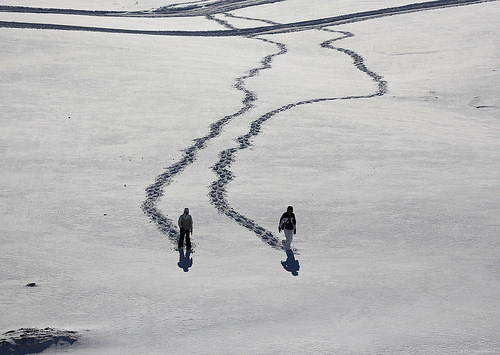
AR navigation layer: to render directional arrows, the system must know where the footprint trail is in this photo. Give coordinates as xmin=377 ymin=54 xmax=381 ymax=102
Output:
xmin=208 ymin=15 xmax=387 ymax=249
xmin=141 ymin=14 xmax=287 ymax=246
xmin=1 ymin=0 xmax=490 ymax=250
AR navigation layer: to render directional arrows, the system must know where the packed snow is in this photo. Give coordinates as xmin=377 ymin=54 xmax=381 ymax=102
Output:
xmin=1 ymin=0 xmax=499 ymax=354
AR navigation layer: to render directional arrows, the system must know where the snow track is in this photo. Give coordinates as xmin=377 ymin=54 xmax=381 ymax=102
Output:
xmin=141 ymin=14 xmax=288 ymax=248
xmin=0 ymin=0 xmax=496 ymax=35
xmin=0 ymin=0 xmax=285 ymax=17
xmin=0 ymin=0 xmax=492 ymax=250
xmin=208 ymin=15 xmax=387 ymax=249
xmin=141 ymin=9 xmax=388 ymax=251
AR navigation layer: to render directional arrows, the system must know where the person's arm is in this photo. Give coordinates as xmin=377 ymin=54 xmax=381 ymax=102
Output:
xmin=189 ymin=216 xmax=193 ymax=234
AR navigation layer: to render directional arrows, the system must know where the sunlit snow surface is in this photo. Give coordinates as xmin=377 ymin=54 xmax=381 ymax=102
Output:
xmin=1 ymin=0 xmax=499 ymax=354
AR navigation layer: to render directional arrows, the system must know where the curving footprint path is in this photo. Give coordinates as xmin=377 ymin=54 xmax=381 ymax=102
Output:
xmin=208 ymin=14 xmax=387 ymax=249
xmin=1 ymin=0 xmax=494 ymax=250
xmin=141 ymin=14 xmax=287 ymax=247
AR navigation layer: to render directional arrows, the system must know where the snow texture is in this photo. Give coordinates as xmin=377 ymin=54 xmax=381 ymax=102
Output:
xmin=1 ymin=0 xmax=499 ymax=354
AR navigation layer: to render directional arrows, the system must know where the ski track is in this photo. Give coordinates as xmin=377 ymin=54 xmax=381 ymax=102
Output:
xmin=1 ymin=0 xmax=492 ymax=250
xmin=0 ymin=0 xmax=496 ymax=34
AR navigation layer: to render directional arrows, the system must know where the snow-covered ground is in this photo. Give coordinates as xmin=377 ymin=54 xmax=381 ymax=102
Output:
xmin=1 ymin=1 xmax=499 ymax=354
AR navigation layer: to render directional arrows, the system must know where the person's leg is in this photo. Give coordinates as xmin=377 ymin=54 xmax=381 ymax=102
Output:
xmin=185 ymin=230 xmax=192 ymax=250
xmin=284 ymin=229 xmax=293 ymax=250
xmin=178 ymin=228 xmax=185 ymax=249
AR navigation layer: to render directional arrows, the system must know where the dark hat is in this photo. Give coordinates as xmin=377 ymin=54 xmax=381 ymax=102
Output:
xmin=287 ymin=206 xmax=293 ymax=212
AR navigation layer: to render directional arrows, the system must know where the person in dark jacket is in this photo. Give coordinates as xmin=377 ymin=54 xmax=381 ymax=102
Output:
xmin=178 ymin=208 xmax=193 ymax=250
xmin=279 ymin=206 xmax=296 ymax=250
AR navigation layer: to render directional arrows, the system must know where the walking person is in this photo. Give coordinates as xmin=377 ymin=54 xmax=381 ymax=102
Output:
xmin=178 ymin=208 xmax=193 ymax=250
xmin=279 ymin=206 xmax=296 ymax=251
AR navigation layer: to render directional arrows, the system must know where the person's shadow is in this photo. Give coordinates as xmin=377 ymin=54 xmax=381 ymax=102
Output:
xmin=177 ymin=249 xmax=193 ymax=272
xmin=281 ymin=250 xmax=300 ymax=276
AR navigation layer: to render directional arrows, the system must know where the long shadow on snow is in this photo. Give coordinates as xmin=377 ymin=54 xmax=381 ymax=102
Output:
xmin=282 ymin=250 xmax=300 ymax=276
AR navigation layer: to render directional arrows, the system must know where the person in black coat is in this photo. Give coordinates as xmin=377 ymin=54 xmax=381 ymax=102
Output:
xmin=178 ymin=208 xmax=193 ymax=250
xmin=279 ymin=206 xmax=296 ymax=250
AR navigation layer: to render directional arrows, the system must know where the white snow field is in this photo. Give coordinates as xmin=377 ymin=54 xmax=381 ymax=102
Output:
xmin=1 ymin=0 xmax=499 ymax=354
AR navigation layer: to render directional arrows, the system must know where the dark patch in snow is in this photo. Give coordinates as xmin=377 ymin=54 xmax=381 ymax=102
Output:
xmin=476 ymin=105 xmax=498 ymax=110
xmin=0 ymin=328 xmax=79 ymax=354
